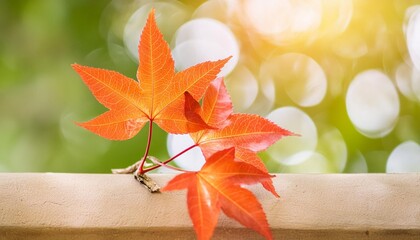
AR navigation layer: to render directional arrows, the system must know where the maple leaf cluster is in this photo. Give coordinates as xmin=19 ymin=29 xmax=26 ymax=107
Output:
xmin=72 ymin=9 xmax=293 ymax=240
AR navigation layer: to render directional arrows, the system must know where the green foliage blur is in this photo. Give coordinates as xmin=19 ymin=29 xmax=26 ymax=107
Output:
xmin=0 ymin=0 xmax=147 ymax=172
xmin=1 ymin=0 xmax=420 ymax=173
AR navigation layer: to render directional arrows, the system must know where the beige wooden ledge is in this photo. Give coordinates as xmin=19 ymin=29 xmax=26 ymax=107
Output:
xmin=0 ymin=173 xmax=419 ymax=239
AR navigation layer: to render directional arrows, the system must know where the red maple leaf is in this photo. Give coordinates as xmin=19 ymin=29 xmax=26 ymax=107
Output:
xmin=73 ymin=8 xmax=294 ymax=240
xmin=189 ymin=77 xmax=294 ymax=197
xmin=72 ymin=10 xmax=230 ymax=140
xmin=162 ymin=148 xmax=274 ymax=240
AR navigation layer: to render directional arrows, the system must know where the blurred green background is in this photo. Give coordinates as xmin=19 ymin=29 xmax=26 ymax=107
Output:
xmin=1 ymin=0 xmax=420 ymax=173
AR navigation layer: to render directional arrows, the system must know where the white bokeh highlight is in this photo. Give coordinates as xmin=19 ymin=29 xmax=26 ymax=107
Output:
xmin=243 ymin=0 xmax=291 ymax=38
xmin=318 ymin=128 xmax=347 ymax=172
xmin=167 ymin=134 xmax=205 ymax=171
xmin=346 ymin=151 xmax=368 ymax=173
xmin=123 ymin=3 xmax=189 ymax=61
xmin=318 ymin=0 xmax=353 ymax=37
xmin=192 ymin=0 xmax=236 ymax=22
xmin=395 ymin=62 xmax=419 ymax=101
xmin=346 ymin=70 xmax=400 ymax=138
xmin=266 ymin=107 xmax=318 ymax=165
xmin=172 ymin=18 xmax=239 ymax=76
xmin=124 ymin=6 xmax=149 ymax=60
xmin=225 ymin=66 xmax=258 ymax=112
xmin=245 ymin=70 xmax=276 ymax=116
xmin=332 ymin=34 xmax=368 ymax=59
xmin=387 ymin=141 xmax=420 ymax=173
xmin=242 ymin=0 xmax=322 ymax=45
xmin=281 ymin=151 xmax=330 ymax=173
xmin=412 ymin=65 xmax=420 ymax=102
xmin=261 ymin=53 xmax=327 ymax=107
xmin=405 ymin=6 xmax=420 ymax=71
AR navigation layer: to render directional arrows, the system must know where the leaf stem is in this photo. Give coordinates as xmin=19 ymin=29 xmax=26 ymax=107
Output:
xmin=138 ymin=120 xmax=154 ymax=174
xmin=147 ymin=156 xmax=195 ymax=173
xmin=142 ymin=144 xmax=198 ymax=173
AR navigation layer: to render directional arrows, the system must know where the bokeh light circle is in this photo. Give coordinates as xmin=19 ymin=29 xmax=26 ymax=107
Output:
xmin=318 ymin=0 xmax=353 ymax=37
xmin=167 ymin=134 xmax=205 ymax=171
xmin=395 ymin=62 xmax=419 ymax=101
xmin=243 ymin=0 xmax=291 ymax=37
xmin=332 ymin=34 xmax=368 ymax=59
xmin=411 ymin=65 xmax=420 ymax=102
xmin=247 ymin=70 xmax=277 ymax=116
xmin=260 ymin=53 xmax=327 ymax=107
xmin=346 ymin=151 xmax=368 ymax=173
xmin=346 ymin=70 xmax=400 ymax=138
xmin=242 ymin=0 xmax=322 ymax=45
xmin=225 ymin=66 xmax=258 ymax=112
xmin=266 ymin=107 xmax=318 ymax=165
xmin=173 ymin=18 xmax=239 ymax=76
xmin=123 ymin=2 xmax=189 ymax=61
xmin=318 ymin=127 xmax=347 ymax=172
xmin=405 ymin=6 xmax=420 ymax=71
xmin=387 ymin=141 xmax=420 ymax=173
xmin=281 ymin=151 xmax=330 ymax=173
xmin=192 ymin=0 xmax=236 ymax=22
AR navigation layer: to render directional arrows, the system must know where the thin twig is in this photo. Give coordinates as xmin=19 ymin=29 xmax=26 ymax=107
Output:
xmin=112 ymin=157 xmax=160 ymax=193
xmin=111 ymin=159 xmax=142 ymax=174
xmin=134 ymin=172 xmax=160 ymax=193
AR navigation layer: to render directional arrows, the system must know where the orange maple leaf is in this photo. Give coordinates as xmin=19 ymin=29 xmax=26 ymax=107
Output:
xmin=189 ymin=77 xmax=294 ymax=197
xmin=162 ymin=148 xmax=273 ymax=240
xmin=72 ymin=10 xmax=230 ymax=140
xmin=72 ymin=8 xmax=294 ymax=240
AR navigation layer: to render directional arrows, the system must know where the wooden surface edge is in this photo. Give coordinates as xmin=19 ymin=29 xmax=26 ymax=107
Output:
xmin=1 ymin=173 xmax=419 ymax=239
xmin=1 ymin=226 xmax=420 ymax=240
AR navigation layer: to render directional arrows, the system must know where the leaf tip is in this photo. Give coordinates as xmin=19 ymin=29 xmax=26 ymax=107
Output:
xmin=74 ymin=120 xmax=85 ymax=128
xmin=283 ymin=129 xmax=300 ymax=137
xmin=149 ymin=8 xmax=156 ymax=17
xmin=220 ymin=55 xmax=233 ymax=65
xmin=71 ymin=63 xmax=81 ymax=70
xmin=263 ymin=116 xmax=300 ymax=139
xmin=291 ymin=131 xmax=301 ymax=137
xmin=145 ymin=8 xmax=157 ymax=30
